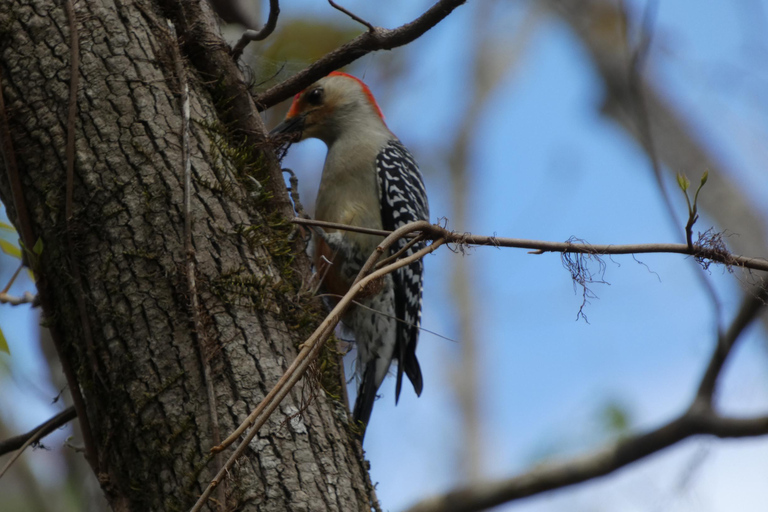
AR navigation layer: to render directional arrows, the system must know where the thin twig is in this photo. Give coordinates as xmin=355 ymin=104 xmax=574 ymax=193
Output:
xmin=292 ymin=218 xmax=410 ymax=238
xmin=628 ymin=0 xmax=670 ymax=231
xmin=190 ymin=222 xmax=440 ymax=512
xmin=328 ymin=0 xmax=375 ymax=31
xmin=254 ymin=0 xmax=467 ymax=110
xmin=169 ymin=19 xmax=225 ymax=510
xmin=376 ymin=233 xmax=426 ymax=269
xmin=0 ymin=406 xmax=77 ymax=478
xmin=57 ymin=0 xmax=101 ymax=471
xmin=63 ymin=0 xmax=100 ymax=389
xmin=0 ymin=261 xmax=37 ymax=307
xmin=291 ymin=218 xmax=768 ymax=272
xmin=0 ymin=406 xmax=77 ymax=457
xmin=213 ymin=221 xmax=433 ymax=449
xmin=231 ymin=0 xmax=280 ymax=60
xmin=1 ymin=261 xmax=24 ymax=294
xmin=283 ymin=168 xmax=310 ymax=219
xmin=314 ymin=294 xmax=459 ymax=345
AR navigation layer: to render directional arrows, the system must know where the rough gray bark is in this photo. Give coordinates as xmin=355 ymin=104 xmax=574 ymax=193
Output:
xmin=0 ymin=0 xmax=374 ymax=510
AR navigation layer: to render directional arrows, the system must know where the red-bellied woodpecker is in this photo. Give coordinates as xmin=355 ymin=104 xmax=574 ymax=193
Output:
xmin=271 ymin=72 xmax=429 ymax=441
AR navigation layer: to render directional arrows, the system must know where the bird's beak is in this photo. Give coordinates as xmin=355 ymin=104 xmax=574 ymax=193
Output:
xmin=270 ymin=115 xmax=305 ymax=138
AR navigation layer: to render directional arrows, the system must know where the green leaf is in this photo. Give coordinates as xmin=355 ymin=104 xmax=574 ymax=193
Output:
xmin=32 ymin=237 xmax=43 ymax=255
xmin=0 ymin=222 xmax=16 ymax=233
xmin=0 ymin=239 xmax=22 ymax=259
xmin=0 ymin=327 xmax=9 ymax=355
xmin=601 ymin=401 xmax=632 ymax=435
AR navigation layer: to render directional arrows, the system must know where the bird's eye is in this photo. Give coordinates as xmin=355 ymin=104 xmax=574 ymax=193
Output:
xmin=306 ymin=88 xmax=324 ymax=106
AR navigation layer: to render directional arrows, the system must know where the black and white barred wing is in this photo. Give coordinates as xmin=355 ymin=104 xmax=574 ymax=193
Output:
xmin=376 ymin=140 xmax=429 ymax=401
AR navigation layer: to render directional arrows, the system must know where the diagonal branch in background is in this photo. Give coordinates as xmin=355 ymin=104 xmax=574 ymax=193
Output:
xmin=0 ymin=406 xmax=77 ymax=458
xmin=291 ymin=218 xmax=768 ymax=273
xmin=189 ymin=221 xmax=443 ymax=512
xmin=404 ymin=413 xmax=768 ymax=512
xmin=253 ymin=0 xmax=467 ymax=110
xmin=694 ymin=285 xmax=768 ymax=407
xmin=0 ymin=406 xmax=77 ymax=478
xmin=404 ymin=284 xmax=768 ymax=512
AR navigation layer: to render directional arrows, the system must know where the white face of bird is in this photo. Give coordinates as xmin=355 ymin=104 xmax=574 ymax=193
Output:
xmin=270 ymin=73 xmax=385 ymax=145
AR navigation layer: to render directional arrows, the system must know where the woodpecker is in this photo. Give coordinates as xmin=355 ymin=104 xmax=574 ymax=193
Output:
xmin=271 ymin=72 xmax=429 ymax=441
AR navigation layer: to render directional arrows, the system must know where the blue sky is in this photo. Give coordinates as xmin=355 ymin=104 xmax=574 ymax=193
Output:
xmin=271 ymin=1 xmax=768 ymax=510
xmin=3 ymin=0 xmax=768 ymax=509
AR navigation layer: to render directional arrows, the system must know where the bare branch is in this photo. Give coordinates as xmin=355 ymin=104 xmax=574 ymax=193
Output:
xmin=63 ymin=0 xmax=102 ymax=444
xmin=291 ymin=218 xmax=768 ymax=272
xmin=190 ymin=221 xmax=442 ymax=512
xmin=694 ymin=285 xmax=768 ymax=406
xmin=254 ymin=0 xmax=467 ymax=110
xmin=404 ymin=412 xmax=768 ymax=512
xmin=231 ymin=0 xmax=280 ymax=60
xmin=282 ymin=168 xmax=310 ymax=219
xmin=377 ymin=233 xmax=426 ymax=269
xmin=328 ymin=0 xmax=375 ymax=31
xmin=0 ymin=407 xmax=77 ymax=472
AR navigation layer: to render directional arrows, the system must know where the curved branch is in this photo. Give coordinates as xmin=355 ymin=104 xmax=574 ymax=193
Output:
xmin=253 ymin=0 xmax=467 ymax=110
xmin=0 ymin=406 xmax=77 ymax=459
xmin=231 ymin=0 xmax=280 ymax=60
xmin=694 ymin=285 xmax=768 ymax=405
xmin=404 ymin=411 xmax=768 ymax=512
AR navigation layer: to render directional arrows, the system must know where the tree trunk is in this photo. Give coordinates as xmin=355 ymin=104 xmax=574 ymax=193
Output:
xmin=0 ymin=0 xmax=374 ymax=510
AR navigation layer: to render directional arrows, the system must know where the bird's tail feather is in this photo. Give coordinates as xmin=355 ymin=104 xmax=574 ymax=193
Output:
xmin=352 ymin=360 xmax=378 ymax=442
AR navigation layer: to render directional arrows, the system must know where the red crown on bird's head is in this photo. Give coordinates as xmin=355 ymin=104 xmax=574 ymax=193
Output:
xmin=285 ymin=71 xmax=385 ymax=120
